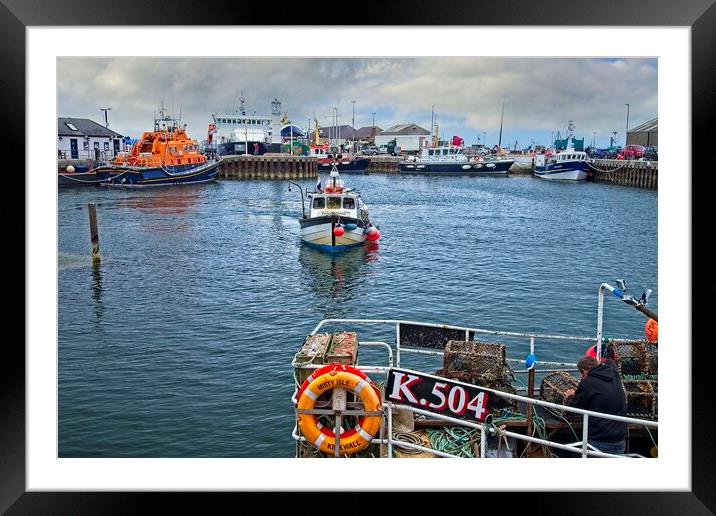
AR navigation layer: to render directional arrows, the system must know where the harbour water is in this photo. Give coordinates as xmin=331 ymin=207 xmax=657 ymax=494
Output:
xmin=58 ymin=175 xmax=657 ymax=457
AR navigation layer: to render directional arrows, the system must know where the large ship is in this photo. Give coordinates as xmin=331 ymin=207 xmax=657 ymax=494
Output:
xmin=94 ymin=106 xmax=222 ymax=187
xmin=206 ymin=95 xmax=283 ymax=156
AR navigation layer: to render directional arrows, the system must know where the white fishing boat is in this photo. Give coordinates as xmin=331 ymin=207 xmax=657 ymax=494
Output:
xmin=290 ymin=166 xmax=380 ymax=253
xmin=291 ymin=279 xmax=658 ymax=458
xmin=534 ymin=122 xmax=592 ymax=181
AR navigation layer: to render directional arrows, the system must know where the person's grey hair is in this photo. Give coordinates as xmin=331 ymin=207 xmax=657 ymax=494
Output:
xmin=577 ymin=355 xmax=599 ymax=374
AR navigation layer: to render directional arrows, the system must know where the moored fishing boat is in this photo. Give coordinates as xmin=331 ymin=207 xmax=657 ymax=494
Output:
xmin=310 ymin=144 xmax=370 ymax=172
xmin=291 ymin=279 xmax=658 ymax=458
xmin=533 ymin=122 xmax=591 ymax=181
xmin=533 ymin=142 xmax=591 ymax=181
xmin=290 ymin=165 xmax=380 ymax=252
xmin=95 ymin=108 xmax=222 ymax=187
xmin=400 ymin=144 xmax=514 ymax=175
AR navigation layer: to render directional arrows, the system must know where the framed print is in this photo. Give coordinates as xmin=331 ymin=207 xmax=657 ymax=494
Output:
xmin=7 ymin=0 xmax=712 ymax=513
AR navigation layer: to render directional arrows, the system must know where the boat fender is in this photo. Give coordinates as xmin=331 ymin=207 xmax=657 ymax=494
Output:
xmin=344 ymin=223 xmax=358 ymax=231
xmin=297 ymin=365 xmax=381 ymax=455
xmin=644 ymin=319 xmax=658 ymax=342
xmin=333 ymin=226 xmax=345 ymax=237
xmin=366 ymin=229 xmax=381 ymax=242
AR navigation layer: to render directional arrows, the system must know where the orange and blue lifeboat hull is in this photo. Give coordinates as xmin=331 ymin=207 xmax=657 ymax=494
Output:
xmin=96 ymin=159 xmax=222 ymax=187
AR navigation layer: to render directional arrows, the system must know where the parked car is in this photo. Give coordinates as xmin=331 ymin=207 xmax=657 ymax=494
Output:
xmin=587 ymin=148 xmax=609 ymax=159
xmin=643 ymin=146 xmax=658 ymax=161
xmin=605 ymin=148 xmax=621 ymax=159
xmin=360 ymin=145 xmax=380 ymax=156
xmin=377 ymin=145 xmax=389 ymax=155
xmin=621 ymin=144 xmax=646 ymax=160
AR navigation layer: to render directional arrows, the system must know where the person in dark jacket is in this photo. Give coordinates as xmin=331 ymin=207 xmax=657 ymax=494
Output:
xmin=564 ymin=355 xmax=627 ymax=456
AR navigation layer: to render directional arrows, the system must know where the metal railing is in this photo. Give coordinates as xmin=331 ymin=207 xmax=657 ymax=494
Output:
xmin=292 ymin=318 xmax=658 ymax=459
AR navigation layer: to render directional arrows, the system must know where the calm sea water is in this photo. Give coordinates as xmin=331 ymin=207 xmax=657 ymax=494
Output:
xmin=58 ymin=174 xmax=657 ymax=457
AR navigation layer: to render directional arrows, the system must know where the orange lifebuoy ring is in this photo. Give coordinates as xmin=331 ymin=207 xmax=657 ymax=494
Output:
xmin=296 ymin=364 xmax=381 ymax=455
xmin=324 ymin=186 xmax=334 ymax=193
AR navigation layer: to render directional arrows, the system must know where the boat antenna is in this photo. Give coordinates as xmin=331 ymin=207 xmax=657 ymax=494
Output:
xmin=498 ymin=100 xmax=505 ymax=148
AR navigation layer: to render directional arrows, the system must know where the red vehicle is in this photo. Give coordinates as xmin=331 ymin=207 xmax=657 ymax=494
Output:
xmin=621 ymin=144 xmax=646 ymax=160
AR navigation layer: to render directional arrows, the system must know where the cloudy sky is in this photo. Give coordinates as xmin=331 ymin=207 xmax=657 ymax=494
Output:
xmin=58 ymin=57 xmax=657 ymax=149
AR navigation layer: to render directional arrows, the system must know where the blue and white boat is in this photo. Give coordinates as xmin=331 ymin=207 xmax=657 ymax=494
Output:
xmin=533 ymin=126 xmax=591 ymax=181
xmin=293 ymin=167 xmax=380 ymax=253
xmin=400 ymin=144 xmax=514 ymax=175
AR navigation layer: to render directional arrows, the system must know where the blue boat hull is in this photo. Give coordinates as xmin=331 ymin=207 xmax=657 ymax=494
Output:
xmin=317 ymin=158 xmax=370 ymax=172
xmin=533 ymin=160 xmax=591 ymax=181
xmin=96 ymin=159 xmax=222 ymax=187
xmin=400 ymin=160 xmax=514 ymax=175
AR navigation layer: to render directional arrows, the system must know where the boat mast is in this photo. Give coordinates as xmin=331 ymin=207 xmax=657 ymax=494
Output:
xmin=498 ymin=100 xmax=505 ymax=149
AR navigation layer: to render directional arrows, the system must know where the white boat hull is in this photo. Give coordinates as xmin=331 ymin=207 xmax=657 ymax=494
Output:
xmin=533 ymin=168 xmax=588 ymax=181
xmin=300 ymin=220 xmax=366 ymax=251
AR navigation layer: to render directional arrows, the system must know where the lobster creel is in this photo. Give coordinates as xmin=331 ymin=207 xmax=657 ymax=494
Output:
xmin=296 ymin=364 xmax=381 ymax=455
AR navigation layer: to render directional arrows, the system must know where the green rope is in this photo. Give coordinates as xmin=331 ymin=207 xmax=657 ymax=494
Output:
xmin=426 ymin=427 xmax=480 ymax=458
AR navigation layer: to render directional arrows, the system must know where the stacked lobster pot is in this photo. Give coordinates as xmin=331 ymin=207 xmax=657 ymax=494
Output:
xmin=437 ymin=340 xmax=517 ymax=412
xmin=539 ymin=371 xmax=581 ymax=422
xmin=604 ymin=340 xmax=658 ymax=420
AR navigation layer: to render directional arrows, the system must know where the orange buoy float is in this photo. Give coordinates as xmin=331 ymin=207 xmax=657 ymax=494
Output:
xmin=296 ymin=364 xmax=381 ymax=455
xmin=333 ymin=226 xmax=345 ymax=237
xmin=366 ymin=229 xmax=380 ymax=242
xmin=645 ymin=318 xmax=658 ymax=342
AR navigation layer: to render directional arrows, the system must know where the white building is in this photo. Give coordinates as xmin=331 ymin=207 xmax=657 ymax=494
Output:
xmin=375 ymin=123 xmax=430 ymax=152
xmin=58 ymin=118 xmax=124 ymax=160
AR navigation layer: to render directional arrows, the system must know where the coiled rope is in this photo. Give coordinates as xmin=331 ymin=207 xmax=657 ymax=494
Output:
xmin=427 ymin=427 xmax=481 ymax=458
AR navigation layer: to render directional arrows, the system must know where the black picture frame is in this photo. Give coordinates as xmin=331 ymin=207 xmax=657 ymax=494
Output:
xmin=7 ymin=0 xmax=710 ymax=513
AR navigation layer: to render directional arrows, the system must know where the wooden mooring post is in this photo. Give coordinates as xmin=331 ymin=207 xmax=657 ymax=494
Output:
xmin=88 ymin=203 xmax=100 ymax=264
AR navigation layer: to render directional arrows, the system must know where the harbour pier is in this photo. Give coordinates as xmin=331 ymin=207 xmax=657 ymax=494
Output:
xmin=366 ymin=156 xmax=402 ymax=173
xmin=588 ymin=159 xmax=658 ymax=189
xmin=219 ymin=154 xmax=317 ymax=180
xmin=507 ymin=155 xmax=658 ymax=189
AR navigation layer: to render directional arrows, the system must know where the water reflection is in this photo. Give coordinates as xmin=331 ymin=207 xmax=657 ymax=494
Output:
xmin=298 ymin=243 xmax=379 ymax=306
xmin=90 ymin=263 xmax=104 ymax=320
xmin=113 ymin=185 xmax=205 ymax=216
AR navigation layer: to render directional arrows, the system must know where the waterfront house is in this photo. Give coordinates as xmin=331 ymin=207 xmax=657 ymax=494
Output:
xmin=375 ymin=123 xmax=430 ymax=152
xmin=58 ymin=117 xmax=124 ymax=160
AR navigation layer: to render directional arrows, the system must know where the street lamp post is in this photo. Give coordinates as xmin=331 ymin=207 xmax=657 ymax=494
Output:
xmin=100 ymin=107 xmax=111 ymax=128
xmin=624 ymin=103 xmax=630 ymax=144
xmin=351 ymin=100 xmax=355 ymax=153
xmin=431 ymin=105 xmax=434 ymax=147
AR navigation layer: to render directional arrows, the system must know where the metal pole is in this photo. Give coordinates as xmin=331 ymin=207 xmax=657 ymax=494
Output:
xmin=582 ymin=414 xmax=589 ymax=458
xmin=351 ymin=100 xmax=355 ymax=152
xmin=431 ymin=105 xmax=434 ymax=147
xmin=625 ymin=104 xmax=630 ymax=144
xmin=498 ymin=101 xmax=504 ymax=148
xmin=526 ymin=336 xmax=535 ymax=455
xmin=88 ymin=203 xmax=100 ymax=264
xmin=100 ymin=107 xmax=111 ymax=128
